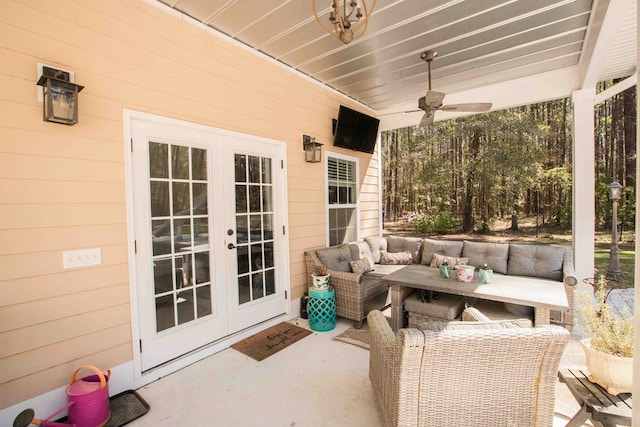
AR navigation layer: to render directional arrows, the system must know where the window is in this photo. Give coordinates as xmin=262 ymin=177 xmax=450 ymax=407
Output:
xmin=327 ymin=155 xmax=358 ymax=245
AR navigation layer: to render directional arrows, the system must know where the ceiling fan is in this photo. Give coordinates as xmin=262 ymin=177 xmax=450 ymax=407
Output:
xmin=415 ymin=50 xmax=492 ymax=126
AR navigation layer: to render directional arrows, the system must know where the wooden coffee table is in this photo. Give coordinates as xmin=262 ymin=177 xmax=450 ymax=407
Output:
xmin=381 ymin=264 xmax=570 ymax=331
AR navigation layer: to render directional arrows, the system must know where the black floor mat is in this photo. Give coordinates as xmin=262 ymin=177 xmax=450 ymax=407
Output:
xmin=105 ymin=390 xmax=149 ymax=427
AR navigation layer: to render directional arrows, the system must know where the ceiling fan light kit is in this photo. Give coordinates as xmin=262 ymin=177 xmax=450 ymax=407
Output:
xmin=313 ymin=0 xmax=376 ymax=44
xmin=416 ymin=50 xmax=493 ymax=126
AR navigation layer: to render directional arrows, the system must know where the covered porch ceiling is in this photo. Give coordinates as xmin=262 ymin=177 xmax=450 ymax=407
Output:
xmin=156 ymin=0 xmax=637 ymax=131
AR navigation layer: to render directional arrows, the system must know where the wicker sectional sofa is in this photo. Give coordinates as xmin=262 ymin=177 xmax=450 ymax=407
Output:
xmin=304 ymin=236 xmax=577 ymax=328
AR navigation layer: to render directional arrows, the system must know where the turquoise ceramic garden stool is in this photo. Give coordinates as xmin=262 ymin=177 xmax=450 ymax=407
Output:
xmin=307 ymin=287 xmax=336 ymax=332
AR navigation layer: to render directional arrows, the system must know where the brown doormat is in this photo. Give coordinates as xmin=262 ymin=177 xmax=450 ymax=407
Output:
xmin=231 ymin=322 xmax=312 ymax=361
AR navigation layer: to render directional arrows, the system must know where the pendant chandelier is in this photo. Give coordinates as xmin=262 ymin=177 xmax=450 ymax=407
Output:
xmin=312 ymin=0 xmax=376 ymax=44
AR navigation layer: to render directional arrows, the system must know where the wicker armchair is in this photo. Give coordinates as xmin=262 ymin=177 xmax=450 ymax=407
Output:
xmin=304 ymin=250 xmax=388 ymax=328
xmin=367 ymin=309 xmax=569 ymax=427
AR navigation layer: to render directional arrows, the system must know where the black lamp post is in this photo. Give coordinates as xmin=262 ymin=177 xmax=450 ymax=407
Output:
xmin=607 ymin=181 xmax=623 ymax=278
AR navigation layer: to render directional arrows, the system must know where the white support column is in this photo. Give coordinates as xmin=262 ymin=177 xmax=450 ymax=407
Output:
xmin=633 ymin=0 xmax=640 ymax=417
xmin=571 ymin=89 xmax=596 ymax=283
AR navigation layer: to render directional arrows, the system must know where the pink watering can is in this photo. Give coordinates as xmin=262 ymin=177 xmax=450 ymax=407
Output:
xmin=13 ymin=365 xmax=110 ymax=427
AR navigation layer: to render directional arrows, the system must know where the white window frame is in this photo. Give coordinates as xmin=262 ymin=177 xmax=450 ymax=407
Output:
xmin=325 ymin=151 xmax=360 ymax=247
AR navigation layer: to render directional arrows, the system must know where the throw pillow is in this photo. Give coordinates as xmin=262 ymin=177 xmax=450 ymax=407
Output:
xmin=349 ymin=258 xmax=374 ymax=274
xmin=421 ymin=238 xmax=464 ymax=265
xmin=379 ymin=251 xmax=413 ymax=265
xmin=429 ymin=253 xmax=469 ymax=269
xmin=387 ymin=236 xmax=422 ymax=264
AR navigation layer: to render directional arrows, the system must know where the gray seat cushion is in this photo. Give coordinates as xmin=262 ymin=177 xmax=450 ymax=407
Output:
xmin=404 ymin=293 xmax=465 ymax=320
xmin=421 ymin=238 xmax=464 ymax=265
xmin=387 ymin=236 xmax=422 ymax=264
xmin=316 ymin=244 xmax=354 ymax=272
xmin=365 ymin=236 xmax=388 ymax=263
xmin=462 ymin=241 xmax=509 ymax=274
xmin=507 ymin=244 xmax=564 ymax=281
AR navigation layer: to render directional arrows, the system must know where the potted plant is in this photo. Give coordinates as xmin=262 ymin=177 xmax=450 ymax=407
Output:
xmin=578 ymin=274 xmax=633 ymax=394
xmin=311 ymin=264 xmax=330 ymax=290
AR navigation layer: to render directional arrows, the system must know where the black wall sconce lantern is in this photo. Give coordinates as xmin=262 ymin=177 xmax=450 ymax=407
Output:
xmin=302 ymin=134 xmax=323 ymax=163
xmin=36 ymin=66 xmax=84 ymax=125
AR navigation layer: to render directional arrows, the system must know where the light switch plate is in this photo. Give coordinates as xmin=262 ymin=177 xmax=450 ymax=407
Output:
xmin=63 ymin=248 xmax=102 ymax=269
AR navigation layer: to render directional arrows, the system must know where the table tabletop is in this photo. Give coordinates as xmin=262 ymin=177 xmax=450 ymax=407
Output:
xmin=381 ymin=264 xmax=569 ymax=311
xmin=558 ymin=368 xmax=632 ymax=426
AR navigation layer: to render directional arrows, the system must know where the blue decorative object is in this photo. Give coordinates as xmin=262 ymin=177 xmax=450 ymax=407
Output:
xmin=308 ymin=287 xmax=336 ymax=332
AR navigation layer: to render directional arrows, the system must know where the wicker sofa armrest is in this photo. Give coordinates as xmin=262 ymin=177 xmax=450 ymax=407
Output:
xmin=368 ymin=310 xmax=395 ymax=347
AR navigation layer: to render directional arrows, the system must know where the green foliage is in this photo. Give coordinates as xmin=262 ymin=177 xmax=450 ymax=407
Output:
xmin=381 ymin=89 xmax=634 ymax=233
xmin=578 ymin=275 xmax=633 ymax=357
xmin=551 ymin=203 xmax=572 ymax=227
xmin=618 ymin=187 xmax=636 ymax=229
xmin=410 ymin=212 xmax=458 ymax=234
xmin=475 ymin=219 xmax=493 ymax=234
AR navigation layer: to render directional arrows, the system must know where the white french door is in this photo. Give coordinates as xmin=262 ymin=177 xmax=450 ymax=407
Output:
xmin=129 ymin=115 xmax=288 ymax=372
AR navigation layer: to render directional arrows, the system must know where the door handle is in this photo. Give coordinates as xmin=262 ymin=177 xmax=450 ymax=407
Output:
xmin=228 ymin=243 xmax=236 ymax=250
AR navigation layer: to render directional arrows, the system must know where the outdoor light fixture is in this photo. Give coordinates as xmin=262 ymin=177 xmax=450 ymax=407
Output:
xmin=608 ymin=181 xmax=623 ymax=201
xmin=312 ymin=0 xmax=376 ymax=44
xmin=302 ymin=134 xmax=323 ymax=163
xmin=36 ymin=66 xmax=84 ymax=125
xmin=607 ymin=181 xmax=623 ymax=278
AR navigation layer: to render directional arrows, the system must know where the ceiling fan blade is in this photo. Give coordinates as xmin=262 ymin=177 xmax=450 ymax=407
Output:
xmin=419 ymin=112 xmax=434 ymax=127
xmin=424 ymin=90 xmax=445 ymax=108
xmin=439 ymin=102 xmax=492 ymax=112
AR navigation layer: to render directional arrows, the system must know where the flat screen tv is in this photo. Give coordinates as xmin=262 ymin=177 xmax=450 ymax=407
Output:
xmin=333 ymin=105 xmax=380 ymax=154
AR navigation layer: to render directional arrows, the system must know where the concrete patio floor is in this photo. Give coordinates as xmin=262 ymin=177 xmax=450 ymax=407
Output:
xmin=127 ymin=289 xmax=634 ymax=427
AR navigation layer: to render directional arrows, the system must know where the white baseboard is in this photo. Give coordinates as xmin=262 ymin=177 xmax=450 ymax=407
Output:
xmin=1 ymin=305 xmax=302 ymax=426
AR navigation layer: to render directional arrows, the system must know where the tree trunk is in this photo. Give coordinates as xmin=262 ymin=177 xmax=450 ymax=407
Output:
xmin=462 ymin=132 xmax=480 ymax=232
xmin=624 ymin=86 xmax=636 ymax=187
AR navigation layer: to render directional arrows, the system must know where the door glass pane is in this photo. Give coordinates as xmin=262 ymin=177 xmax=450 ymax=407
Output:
xmin=149 ymin=142 xmax=168 ymax=179
xmin=177 ymin=289 xmax=195 ymax=325
xmin=196 ymin=285 xmax=212 ymax=317
xmin=261 ymin=158 xmax=271 ymax=184
xmin=172 ymin=182 xmax=190 ymax=215
xmin=171 ymin=145 xmax=190 ymax=179
xmin=248 ymin=156 xmax=260 ymax=183
xmin=235 ymin=154 xmax=247 ymax=182
xmin=155 ymin=295 xmax=175 ymax=332
xmin=265 ymin=269 xmax=275 ymax=296
xmin=234 ymin=153 xmax=276 ymax=305
xmin=150 ymin=182 xmax=169 ymax=217
xmin=192 ymin=148 xmax=207 ymax=180
xmin=238 ymin=276 xmax=250 ymax=304
xmin=249 ymin=185 xmax=261 ymax=212
xmin=193 ymin=183 xmax=208 ymax=216
xmin=236 ymin=215 xmax=248 ymax=244
xmin=149 ymin=141 xmax=213 ymax=333
xmin=235 ymin=185 xmax=247 ymax=213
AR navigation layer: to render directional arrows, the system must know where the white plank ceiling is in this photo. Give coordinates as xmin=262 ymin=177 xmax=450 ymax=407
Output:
xmin=155 ymin=0 xmax=637 ymax=130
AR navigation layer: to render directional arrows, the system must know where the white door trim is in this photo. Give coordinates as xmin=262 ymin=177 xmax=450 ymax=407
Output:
xmin=123 ymin=109 xmax=291 ymax=379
